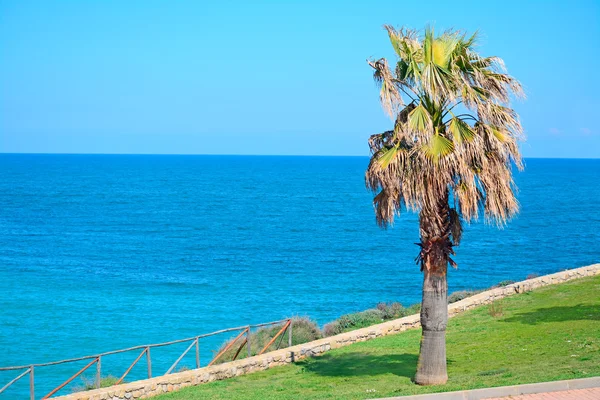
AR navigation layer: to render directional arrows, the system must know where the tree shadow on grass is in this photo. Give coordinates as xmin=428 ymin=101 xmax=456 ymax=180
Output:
xmin=296 ymin=353 xmax=420 ymax=379
xmin=502 ymin=304 xmax=600 ymax=325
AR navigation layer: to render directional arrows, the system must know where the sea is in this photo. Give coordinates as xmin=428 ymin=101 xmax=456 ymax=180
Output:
xmin=0 ymin=154 xmax=599 ymax=398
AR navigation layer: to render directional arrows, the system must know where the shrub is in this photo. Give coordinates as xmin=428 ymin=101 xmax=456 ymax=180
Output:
xmin=73 ymin=375 xmax=120 ymax=392
xmin=285 ymin=317 xmax=322 ymax=345
xmin=448 ymin=290 xmax=483 ymax=303
xmin=404 ymin=303 xmax=421 ymax=315
xmin=322 ymin=321 xmax=339 ymax=337
xmin=377 ymin=302 xmax=404 ymax=319
xmin=494 ymin=280 xmax=516 ymax=288
xmin=212 ymin=317 xmax=320 ymax=364
xmin=323 ymin=310 xmax=382 ymax=336
xmin=323 ymin=302 xmax=422 ymax=337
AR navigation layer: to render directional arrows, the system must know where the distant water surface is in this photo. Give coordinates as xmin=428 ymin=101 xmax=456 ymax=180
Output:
xmin=0 ymin=155 xmax=598 ymax=397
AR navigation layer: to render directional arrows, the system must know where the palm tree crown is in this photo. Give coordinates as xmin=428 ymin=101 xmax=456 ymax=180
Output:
xmin=366 ymin=26 xmax=524 ymax=266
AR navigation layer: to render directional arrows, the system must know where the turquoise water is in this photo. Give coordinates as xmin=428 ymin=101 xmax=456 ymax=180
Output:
xmin=1 ymin=155 xmax=599 ymax=398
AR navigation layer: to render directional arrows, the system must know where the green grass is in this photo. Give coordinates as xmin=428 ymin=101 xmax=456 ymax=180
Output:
xmin=157 ymin=275 xmax=600 ymax=399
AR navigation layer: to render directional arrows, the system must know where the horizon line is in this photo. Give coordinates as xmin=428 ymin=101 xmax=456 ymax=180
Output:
xmin=1 ymin=152 xmax=600 ymax=160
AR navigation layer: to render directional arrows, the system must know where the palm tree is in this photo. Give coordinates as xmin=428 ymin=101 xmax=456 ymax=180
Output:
xmin=366 ymin=26 xmax=524 ymax=385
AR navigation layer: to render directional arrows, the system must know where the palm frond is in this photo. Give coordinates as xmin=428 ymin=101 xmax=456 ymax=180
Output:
xmin=449 ymin=208 xmax=462 ymax=245
xmin=408 ymin=103 xmax=433 ymax=134
xmin=423 ymin=134 xmax=454 ymax=161
xmin=368 ymin=58 xmax=402 ymax=118
xmin=448 ymin=117 xmax=475 ymax=143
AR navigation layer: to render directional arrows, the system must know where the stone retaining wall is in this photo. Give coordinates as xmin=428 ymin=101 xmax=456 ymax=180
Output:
xmin=56 ymin=263 xmax=600 ymax=400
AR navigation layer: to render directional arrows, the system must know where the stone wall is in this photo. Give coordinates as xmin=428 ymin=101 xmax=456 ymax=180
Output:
xmin=55 ymin=263 xmax=600 ymax=400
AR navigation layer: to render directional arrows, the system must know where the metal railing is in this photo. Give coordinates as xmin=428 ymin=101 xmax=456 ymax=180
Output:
xmin=0 ymin=318 xmax=293 ymax=399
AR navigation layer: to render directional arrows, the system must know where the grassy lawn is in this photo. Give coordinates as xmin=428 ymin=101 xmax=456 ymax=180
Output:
xmin=157 ymin=275 xmax=600 ymax=399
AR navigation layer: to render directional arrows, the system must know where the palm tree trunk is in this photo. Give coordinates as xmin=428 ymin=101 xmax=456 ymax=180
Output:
xmin=414 ymin=258 xmax=448 ymax=385
xmin=414 ymin=192 xmax=451 ymax=385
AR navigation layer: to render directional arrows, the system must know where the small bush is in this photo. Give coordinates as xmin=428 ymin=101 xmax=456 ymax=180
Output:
xmin=404 ymin=303 xmax=421 ymax=315
xmin=72 ymin=375 xmax=120 ymax=392
xmin=448 ymin=290 xmax=480 ymax=303
xmin=323 ymin=302 xmax=422 ymax=337
xmin=377 ymin=302 xmax=402 ymax=319
xmin=526 ymin=273 xmax=541 ymax=280
xmin=212 ymin=317 xmax=320 ymax=364
xmin=323 ymin=310 xmax=383 ymax=337
xmin=494 ymin=280 xmax=516 ymax=288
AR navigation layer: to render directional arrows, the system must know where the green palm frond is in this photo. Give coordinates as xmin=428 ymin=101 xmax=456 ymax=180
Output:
xmin=464 ymin=30 xmax=479 ymax=48
xmin=408 ymin=103 xmax=433 ymax=134
xmin=432 ymin=35 xmax=459 ymax=68
xmin=385 ymin=25 xmax=407 ymax=59
xmin=396 ymin=61 xmax=409 ymax=81
xmin=448 ymin=117 xmax=475 ymax=143
xmin=421 ymin=62 xmax=455 ymax=100
xmin=423 ymin=134 xmax=454 ymax=161
xmin=377 ymin=145 xmax=399 ymax=169
xmin=422 ymin=26 xmax=434 ymax=65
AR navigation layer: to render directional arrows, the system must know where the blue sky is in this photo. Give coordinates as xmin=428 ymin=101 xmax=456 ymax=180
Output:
xmin=1 ymin=0 xmax=599 ymax=157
